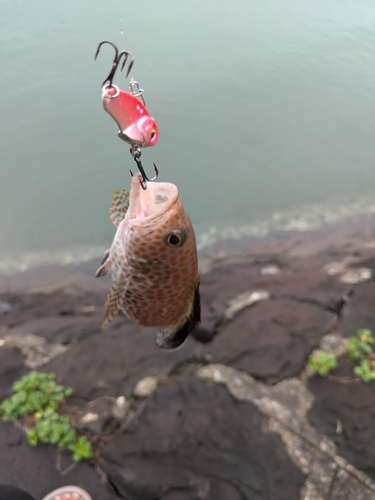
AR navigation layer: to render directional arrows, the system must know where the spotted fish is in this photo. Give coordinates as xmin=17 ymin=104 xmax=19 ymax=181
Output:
xmin=96 ymin=173 xmax=200 ymax=349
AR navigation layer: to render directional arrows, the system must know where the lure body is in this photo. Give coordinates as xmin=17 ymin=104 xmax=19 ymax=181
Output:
xmin=102 ymin=86 xmax=159 ymax=148
xmin=96 ymin=174 xmax=200 ymax=349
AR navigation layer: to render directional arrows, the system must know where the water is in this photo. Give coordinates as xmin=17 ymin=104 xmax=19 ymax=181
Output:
xmin=1 ymin=0 xmax=375 ymax=273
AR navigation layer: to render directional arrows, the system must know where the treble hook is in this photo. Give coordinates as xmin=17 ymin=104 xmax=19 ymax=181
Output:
xmin=129 ymin=147 xmax=158 ymax=190
xmin=94 ymin=41 xmax=134 ymax=88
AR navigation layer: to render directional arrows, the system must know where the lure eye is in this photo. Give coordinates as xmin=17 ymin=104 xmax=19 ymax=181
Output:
xmin=164 ymin=230 xmax=186 ymax=247
xmin=151 ymin=129 xmax=156 ymax=140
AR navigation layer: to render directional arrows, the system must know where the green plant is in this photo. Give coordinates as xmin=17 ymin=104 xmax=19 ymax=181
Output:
xmin=353 ymin=359 xmax=375 ymax=384
xmin=0 ymin=371 xmax=72 ymax=421
xmin=346 ymin=329 xmax=374 ymax=360
xmin=0 ymin=371 xmax=92 ymax=462
xmin=308 ymin=351 xmax=337 ymax=376
xmin=308 ymin=329 xmax=375 ymax=384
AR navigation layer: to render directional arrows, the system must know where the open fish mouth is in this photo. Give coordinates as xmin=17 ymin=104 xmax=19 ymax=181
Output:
xmin=127 ymin=173 xmax=179 ymax=225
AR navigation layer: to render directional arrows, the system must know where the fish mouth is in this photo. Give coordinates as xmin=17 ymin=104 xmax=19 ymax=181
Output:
xmin=127 ymin=173 xmax=179 ymax=226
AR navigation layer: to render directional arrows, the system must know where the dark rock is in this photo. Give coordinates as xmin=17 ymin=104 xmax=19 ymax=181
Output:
xmin=7 ymin=316 xmax=103 ymax=345
xmin=205 ymin=299 xmax=336 ymax=384
xmin=246 ymin=269 xmax=350 ymax=310
xmin=0 ymin=422 xmax=117 ymax=499
xmin=338 ymin=282 xmax=375 ymax=337
xmin=331 ymin=469 xmax=375 ymax=500
xmin=193 ymin=259 xmax=347 ymax=344
xmin=0 ymin=347 xmax=27 ymax=400
xmin=190 ymin=301 xmax=226 ymax=343
xmin=101 ymin=374 xmax=305 ymax=500
xmin=0 ymin=291 xmax=106 ymax=329
xmin=43 ymin=326 xmax=197 ymax=400
xmin=308 ymin=358 xmax=375 ymax=480
xmin=75 ymin=399 xmax=114 ymax=435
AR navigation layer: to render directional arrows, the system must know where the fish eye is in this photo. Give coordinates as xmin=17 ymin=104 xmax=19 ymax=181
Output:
xmin=164 ymin=230 xmax=186 ymax=247
xmin=151 ymin=129 xmax=156 ymax=140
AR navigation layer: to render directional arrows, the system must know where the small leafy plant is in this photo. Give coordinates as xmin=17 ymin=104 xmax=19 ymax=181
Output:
xmin=308 ymin=329 xmax=375 ymax=383
xmin=0 ymin=371 xmax=92 ymax=462
xmin=346 ymin=329 xmax=375 ymax=360
xmin=353 ymin=359 xmax=375 ymax=384
xmin=308 ymin=351 xmax=337 ymax=376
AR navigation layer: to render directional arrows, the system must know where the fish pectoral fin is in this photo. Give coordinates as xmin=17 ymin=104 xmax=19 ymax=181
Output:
xmin=110 ymin=188 xmax=130 ymax=228
xmin=102 ymin=279 xmax=127 ymax=326
xmin=156 ymin=280 xmax=201 ymax=350
xmin=95 ymin=249 xmax=111 ymax=278
xmin=118 ymin=124 xmax=145 ymax=144
xmin=95 ymin=260 xmax=111 ymax=278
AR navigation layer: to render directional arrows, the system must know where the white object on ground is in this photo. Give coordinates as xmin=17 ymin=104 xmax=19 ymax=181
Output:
xmin=41 ymin=485 xmax=92 ymax=500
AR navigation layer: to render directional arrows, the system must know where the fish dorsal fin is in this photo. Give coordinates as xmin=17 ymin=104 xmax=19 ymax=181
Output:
xmin=156 ymin=279 xmax=201 ymax=349
xmin=102 ymin=278 xmax=128 ymax=326
xmin=110 ymin=188 xmax=130 ymax=228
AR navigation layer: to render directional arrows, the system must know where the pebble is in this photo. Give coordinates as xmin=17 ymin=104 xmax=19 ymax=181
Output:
xmin=224 ymin=290 xmax=270 ymax=320
xmin=260 ymin=265 xmax=280 ymax=275
xmin=0 ymin=300 xmax=15 ymax=316
xmin=340 ymin=268 xmax=373 ymax=284
xmin=111 ymin=396 xmax=130 ymax=419
xmin=133 ymin=376 xmax=158 ymax=398
xmin=80 ymin=412 xmax=99 ymax=423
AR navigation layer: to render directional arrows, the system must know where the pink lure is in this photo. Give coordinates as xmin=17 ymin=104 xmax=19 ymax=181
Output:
xmin=102 ymin=85 xmax=159 ymax=148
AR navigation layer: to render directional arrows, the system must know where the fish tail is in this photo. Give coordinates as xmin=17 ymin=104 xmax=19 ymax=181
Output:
xmin=156 ymin=279 xmax=200 ymax=349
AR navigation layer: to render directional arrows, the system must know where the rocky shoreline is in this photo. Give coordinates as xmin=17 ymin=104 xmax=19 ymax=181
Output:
xmin=2 ymin=217 xmax=375 ymax=500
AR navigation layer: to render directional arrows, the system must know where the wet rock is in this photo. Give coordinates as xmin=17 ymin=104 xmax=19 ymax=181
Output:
xmin=0 ymin=346 xmax=27 ymax=400
xmin=339 ymin=282 xmax=375 ymax=338
xmin=101 ymin=375 xmax=305 ymax=500
xmin=43 ymin=326 xmax=197 ymax=400
xmin=0 ymin=422 xmax=117 ymax=499
xmin=204 ymin=299 xmax=336 ymax=384
xmin=308 ymin=359 xmax=375 ymax=481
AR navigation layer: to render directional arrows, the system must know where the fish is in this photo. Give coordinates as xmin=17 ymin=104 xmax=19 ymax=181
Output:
xmin=96 ymin=173 xmax=200 ymax=349
xmin=102 ymin=85 xmax=159 ymax=148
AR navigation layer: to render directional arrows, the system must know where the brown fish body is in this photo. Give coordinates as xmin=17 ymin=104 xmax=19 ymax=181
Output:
xmin=96 ymin=173 xmax=200 ymax=349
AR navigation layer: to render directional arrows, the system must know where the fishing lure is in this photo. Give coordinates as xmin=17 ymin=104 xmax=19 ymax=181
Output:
xmin=95 ymin=41 xmax=159 ymax=149
xmin=94 ymin=41 xmax=200 ymax=348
